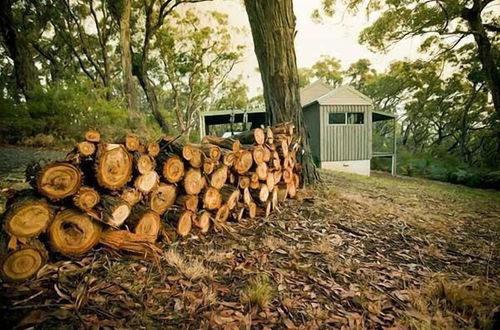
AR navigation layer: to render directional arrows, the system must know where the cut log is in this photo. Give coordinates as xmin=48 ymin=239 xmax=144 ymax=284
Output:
xmin=4 ymin=198 xmax=54 ymax=239
xmin=220 ymin=185 xmax=240 ymax=210
xmin=263 ymin=146 xmax=271 ymax=162
xmin=183 ymin=168 xmax=206 ymax=195
xmin=266 ymin=171 xmax=275 ymax=191
xmin=256 ymin=162 xmax=268 ymax=181
xmin=283 ymin=168 xmax=293 ymax=184
xmin=203 ymin=187 xmax=222 ymax=210
xmin=249 ymin=173 xmax=260 ymax=189
xmin=238 ymin=176 xmax=250 ymax=189
xmin=194 ymin=211 xmax=211 ymax=233
xmin=96 ymin=144 xmax=133 ymax=190
xmin=73 ymin=186 xmax=100 ymax=211
xmin=37 ymin=162 xmax=82 ymax=200
xmin=274 ymin=170 xmax=282 ymax=184
xmin=135 ymin=153 xmax=156 ymax=174
xmin=210 ymin=165 xmax=228 ymax=189
xmin=271 ymin=122 xmax=294 ymax=136
xmin=246 ymin=202 xmax=257 ymax=219
xmin=85 ymin=129 xmax=100 ymax=143
xmin=49 ymin=209 xmax=102 ymax=257
xmin=203 ymin=158 xmax=216 ymax=175
xmin=265 ymin=126 xmax=274 ymax=145
xmin=176 ymin=194 xmax=199 ymax=212
xmin=126 ymin=205 xmax=161 ymax=242
xmin=222 ymin=150 xmax=235 ymax=167
xmin=182 ymin=144 xmax=203 ymax=168
xmin=234 ymin=128 xmax=265 ymax=145
xmin=77 ymin=141 xmax=96 ymax=157
xmin=164 ymin=208 xmax=193 ymax=237
xmin=94 ymin=196 xmax=131 ymax=227
xmin=121 ymin=187 xmax=142 ymax=206
xmin=251 ymin=184 xmax=269 ymax=202
xmin=161 ymin=155 xmax=185 ymax=183
xmin=135 ymin=171 xmax=159 ymax=194
xmin=252 ymin=145 xmax=267 ymax=165
xmin=1 ymin=247 xmax=46 ymax=281
xmin=214 ymin=204 xmax=230 ymax=223
xmin=202 ymin=136 xmax=241 ymax=152
xmin=148 ymin=183 xmax=177 ymax=215
xmin=124 ymin=133 xmax=141 ymax=151
xmin=147 ymin=141 xmax=160 ymax=157
xmin=234 ymin=150 xmax=253 ymax=175
xmin=271 ymin=151 xmax=281 ymax=170
xmin=100 ymin=230 xmax=161 ymax=259
xmin=201 ymin=143 xmax=222 ymax=161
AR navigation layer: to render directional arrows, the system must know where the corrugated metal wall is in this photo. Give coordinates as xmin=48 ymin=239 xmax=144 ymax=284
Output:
xmin=303 ymin=103 xmax=321 ymax=164
xmin=320 ymin=105 xmax=372 ymax=161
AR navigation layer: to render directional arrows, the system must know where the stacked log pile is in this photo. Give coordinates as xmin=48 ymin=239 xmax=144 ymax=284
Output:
xmin=1 ymin=123 xmax=301 ymax=281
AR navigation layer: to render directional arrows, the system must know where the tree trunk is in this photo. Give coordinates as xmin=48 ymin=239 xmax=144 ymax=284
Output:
xmin=118 ymin=0 xmax=139 ymax=122
xmin=0 ymin=0 xmax=39 ymax=101
xmin=244 ymin=0 xmax=318 ymax=184
xmin=462 ymin=2 xmax=500 ymax=115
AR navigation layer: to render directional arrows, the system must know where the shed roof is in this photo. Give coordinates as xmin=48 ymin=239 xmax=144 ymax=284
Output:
xmin=301 ymin=82 xmax=373 ymax=107
xmin=300 ymin=80 xmax=334 ymax=107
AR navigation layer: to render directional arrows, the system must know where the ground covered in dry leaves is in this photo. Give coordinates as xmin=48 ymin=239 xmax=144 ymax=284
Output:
xmin=1 ymin=169 xmax=499 ymax=329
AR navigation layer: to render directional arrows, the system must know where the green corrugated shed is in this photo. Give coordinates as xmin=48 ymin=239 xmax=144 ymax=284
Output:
xmin=301 ymin=81 xmax=388 ymax=164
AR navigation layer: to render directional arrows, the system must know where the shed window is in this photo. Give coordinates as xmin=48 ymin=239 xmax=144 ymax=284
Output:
xmin=328 ymin=113 xmax=346 ymax=124
xmin=347 ymin=112 xmax=364 ymax=124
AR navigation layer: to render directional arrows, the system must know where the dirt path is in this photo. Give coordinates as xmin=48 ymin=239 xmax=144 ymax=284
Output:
xmin=1 ymin=169 xmax=499 ymax=329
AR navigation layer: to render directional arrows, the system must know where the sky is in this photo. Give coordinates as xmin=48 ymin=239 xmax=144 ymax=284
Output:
xmin=194 ymin=0 xmax=423 ymax=96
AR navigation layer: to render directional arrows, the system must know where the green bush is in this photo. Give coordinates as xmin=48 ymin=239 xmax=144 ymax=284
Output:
xmin=0 ymin=79 xmax=130 ymax=146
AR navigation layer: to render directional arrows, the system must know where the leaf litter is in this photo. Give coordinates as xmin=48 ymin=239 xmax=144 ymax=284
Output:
xmin=1 ymin=170 xmax=499 ymax=329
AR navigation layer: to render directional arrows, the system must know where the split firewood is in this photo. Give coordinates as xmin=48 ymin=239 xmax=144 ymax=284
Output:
xmin=215 ymin=204 xmax=230 ymax=223
xmin=49 ymin=209 xmax=102 ymax=257
xmin=203 ymin=158 xmax=216 ymax=175
xmin=238 ymin=176 xmax=250 ymax=189
xmin=37 ymin=162 xmax=82 ymax=200
xmin=95 ymin=144 xmax=133 ymax=190
xmin=100 ymin=230 xmax=161 ymax=259
xmin=256 ymin=162 xmax=268 ymax=181
xmin=73 ymin=186 xmax=100 ymax=211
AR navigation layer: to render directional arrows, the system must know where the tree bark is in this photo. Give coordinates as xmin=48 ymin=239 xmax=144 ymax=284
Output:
xmin=114 ymin=0 xmax=139 ymax=122
xmin=462 ymin=1 xmax=500 ymax=115
xmin=0 ymin=0 xmax=40 ymax=101
xmin=244 ymin=0 xmax=318 ymax=183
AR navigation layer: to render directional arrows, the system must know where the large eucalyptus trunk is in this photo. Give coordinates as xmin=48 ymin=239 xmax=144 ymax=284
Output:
xmin=244 ymin=0 xmax=318 ymax=184
xmin=462 ymin=1 xmax=500 ymax=115
xmin=118 ymin=0 xmax=139 ymax=122
xmin=0 ymin=0 xmax=39 ymax=101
